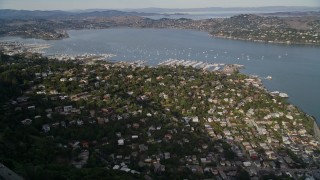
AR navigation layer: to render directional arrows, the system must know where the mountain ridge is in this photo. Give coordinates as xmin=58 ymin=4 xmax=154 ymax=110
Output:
xmin=0 ymin=9 xmax=157 ymax=19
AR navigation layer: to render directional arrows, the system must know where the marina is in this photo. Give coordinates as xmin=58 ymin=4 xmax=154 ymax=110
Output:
xmin=158 ymin=59 xmax=227 ymax=71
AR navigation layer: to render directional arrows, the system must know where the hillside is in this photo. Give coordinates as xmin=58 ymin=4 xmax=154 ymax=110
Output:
xmin=0 ymin=52 xmax=319 ymax=179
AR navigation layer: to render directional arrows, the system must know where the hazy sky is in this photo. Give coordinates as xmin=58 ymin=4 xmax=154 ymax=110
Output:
xmin=0 ymin=0 xmax=319 ymax=10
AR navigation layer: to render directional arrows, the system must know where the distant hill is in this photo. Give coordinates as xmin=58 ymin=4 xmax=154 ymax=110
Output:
xmin=261 ymin=11 xmax=320 ymax=17
xmin=0 ymin=9 xmax=72 ymax=19
xmin=74 ymin=10 xmax=157 ymax=17
xmin=0 ymin=9 xmax=158 ymax=19
xmin=123 ymin=6 xmax=320 ymax=13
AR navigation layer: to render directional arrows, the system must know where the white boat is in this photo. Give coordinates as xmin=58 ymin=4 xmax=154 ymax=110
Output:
xmin=279 ymin=93 xmax=289 ymax=98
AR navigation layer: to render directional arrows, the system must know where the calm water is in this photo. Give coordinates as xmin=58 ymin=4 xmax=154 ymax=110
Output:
xmin=1 ymin=28 xmax=320 ymax=123
xmin=144 ymin=11 xmax=277 ymax=20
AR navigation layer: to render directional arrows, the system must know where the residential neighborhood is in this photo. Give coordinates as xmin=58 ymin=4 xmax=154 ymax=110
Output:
xmin=210 ymin=14 xmax=320 ymax=45
xmin=0 ymin=51 xmax=319 ymax=179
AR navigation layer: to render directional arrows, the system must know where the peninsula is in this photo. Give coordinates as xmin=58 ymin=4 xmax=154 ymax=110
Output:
xmin=0 ymin=51 xmax=319 ymax=179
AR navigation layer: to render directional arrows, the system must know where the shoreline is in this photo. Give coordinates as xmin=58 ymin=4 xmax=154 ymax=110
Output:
xmin=210 ymin=34 xmax=320 ymax=47
xmin=314 ymin=119 xmax=320 ymax=141
xmin=0 ymin=26 xmax=320 ymax=47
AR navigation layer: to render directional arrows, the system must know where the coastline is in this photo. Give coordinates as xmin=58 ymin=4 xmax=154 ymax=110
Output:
xmin=2 ymin=26 xmax=320 ymax=46
xmin=314 ymin=119 xmax=320 ymax=141
xmin=210 ymin=34 xmax=320 ymax=46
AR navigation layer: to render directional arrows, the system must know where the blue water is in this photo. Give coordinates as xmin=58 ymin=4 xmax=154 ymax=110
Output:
xmin=1 ymin=28 xmax=320 ymax=123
